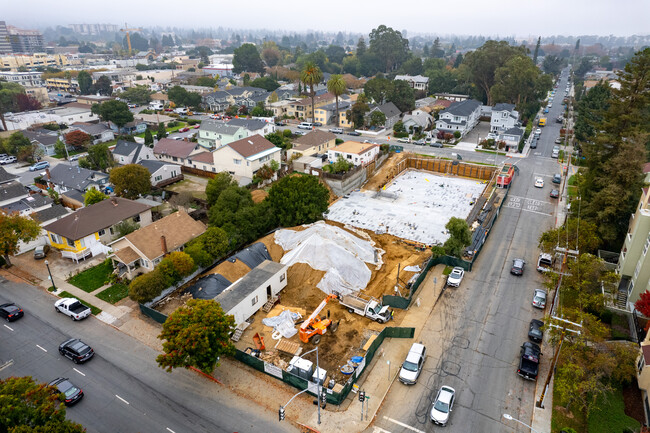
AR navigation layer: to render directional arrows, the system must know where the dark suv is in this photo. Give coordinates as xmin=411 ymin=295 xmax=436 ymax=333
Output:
xmin=59 ymin=339 xmax=94 ymax=364
xmin=48 ymin=377 xmax=84 ymax=406
xmin=511 ymin=258 xmax=525 ymax=276
xmin=517 ymin=342 xmax=541 ymax=380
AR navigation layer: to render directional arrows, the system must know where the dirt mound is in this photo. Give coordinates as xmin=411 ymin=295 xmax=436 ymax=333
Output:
xmin=251 ymin=189 xmax=268 ymax=203
xmin=205 ymin=258 xmax=251 ymax=282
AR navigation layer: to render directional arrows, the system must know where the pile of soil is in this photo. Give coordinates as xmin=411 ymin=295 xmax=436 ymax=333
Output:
xmin=204 ymin=258 xmax=251 ymax=282
xmin=251 ymin=189 xmax=268 ymax=203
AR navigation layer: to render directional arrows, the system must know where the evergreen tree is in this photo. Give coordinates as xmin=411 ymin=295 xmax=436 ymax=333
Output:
xmin=533 ymin=36 xmax=541 ymax=64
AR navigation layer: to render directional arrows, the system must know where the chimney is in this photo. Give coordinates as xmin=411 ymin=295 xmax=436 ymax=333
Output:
xmin=45 ymin=168 xmax=51 ymax=180
xmin=111 ymin=198 xmax=117 ymax=206
xmin=160 ymin=235 xmax=168 ymax=255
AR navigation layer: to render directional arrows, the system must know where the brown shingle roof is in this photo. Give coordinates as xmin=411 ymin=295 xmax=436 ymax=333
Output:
xmin=153 ymin=138 xmax=197 ymax=158
xmin=294 ymin=92 xmax=334 ymax=106
xmin=227 ymin=134 xmax=277 ymax=159
xmin=123 ymin=210 xmax=206 ymax=261
xmin=292 ymin=130 xmax=336 ymax=147
xmin=114 ymin=246 xmax=140 ymax=264
xmin=43 ymin=197 xmax=152 ymax=241
xmin=643 ymin=162 xmax=650 ymax=174
xmin=191 ymin=151 xmax=214 ymax=163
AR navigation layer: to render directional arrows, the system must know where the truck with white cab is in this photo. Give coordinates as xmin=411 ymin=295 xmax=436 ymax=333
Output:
xmin=335 ymin=292 xmax=393 ymax=323
xmin=55 ymin=298 xmax=91 ymax=321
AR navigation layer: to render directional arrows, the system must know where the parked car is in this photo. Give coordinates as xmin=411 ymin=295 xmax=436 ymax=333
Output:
xmin=543 ymin=108 xmax=549 ymax=114
xmin=347 ymin=131 xmax=361 ymax=136
xmin=534 ymin=177 xmax=544 ymax=188
xmin=413 ymin=139 xmax=426 ymax=145
xmin=54 ymin=298 xmax=91 ymax=321
xmin=275 ymin=121 xmax=286 ymax=126
xmin=314 ymin=122 xmax=323 ymax=127
xmin=48 ymin=377 xmax=84 ymax=406
xmin=179 ymin=127 xmax=190 ymax=133
xmin=33 ymin=245 xmax=50 ymax=259
xmin=0 ymin=155 xmax=17 ymax=164
xmin=550 ymin=189 xmax=560 ymax=199
xmin=446 ymin=267 xmax=464 ymax=287
xmin=555 ymin=137 xmax=562 ymax=144
xmin=511 ymin=258 xmax=525 ymax=276
xmin=517 ymin=342 xmax=541 ymax=380
xmin=397 ymin=137 xmax=410 ymax=143
xmin=430 ymin=142 xmax=443 ymax=148
xmin=59 ymin=338 xmax=95 ymax=364
xmin=329 ymin=127 xmax=343 ymax=134
xmin=532 ymin=289 xmax=547 ymax=309
xmin=528 ymin=319 xmax=544 ymax=343
xmin=552 ymin=173 xmax=562 ymax=184
xmin=534 ymin=128 xmax=542 ymax=136
xmin=430 ymin=385 xmax=456 ymax=426
xmin=398 ymin=343 xmax=427 ymax=384
xmin=0 ymin=303 xmax=24 ymax=322
xmin=29 ymin=161 xmax=50 ymax=171
xmin=530 ymin=139 xmax=537 ymax=149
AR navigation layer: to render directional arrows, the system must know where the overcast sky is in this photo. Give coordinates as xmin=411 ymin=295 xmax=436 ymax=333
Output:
xmin=4 ymin=0 xmax=649 ymax=38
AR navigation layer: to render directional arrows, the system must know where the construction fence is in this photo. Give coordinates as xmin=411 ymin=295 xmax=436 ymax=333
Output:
xmin=234 ymin=326 xmax=415 ymax=405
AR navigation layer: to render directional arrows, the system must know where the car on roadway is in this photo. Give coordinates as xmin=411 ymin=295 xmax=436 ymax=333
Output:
xmin=550 ymin=189 xmax=560 ymax=199
xmin=29 ymin=161 xmax=50 ymax=171
xmin=329 ymin=127 xmax=343 ymax=134
xmin=179 ymin=127 xmax=190 ymax=133
xmin=555 ymin=137 xmax=562 ymax=144
xmin=534 ymin=128 xmax=542 ymax=136
xmin=518 ymin=342 xmax=541 ymax=380
xmin=275 ymin=121 xmax=286 ymax=126
xmin=127 ymin=103 xmax=138 ymax=108
xmin=396 ymin=137 xmax=410 ymax=143
xmin=430 ymin=385 xmax=456 ymax=426
xmin=347 ymin=131 xmax=361 ymax=136
xmin=532 ymin=289 xmax=547 ymax=309
xmin=48 ymin=377 xmax=84 ymax=406
xmin=511 ymin=258 xmax=525 ymax=276
xmin=34 ymin=244 xmax=50 ymax=259
xmin=59 ymin=338 xmax=95 ymax=364
xmin=314 ymin=122 xmax=323 ymax=127
xmin=534 ymin=177 xmax=544 ymax=188
xmin=398 ymin=343 xmax=426 ymax=385
xmin=551 ymin=146 xmax=560 ymax=158
xmin=193 ymin=124 xmax=200 ymax=129
xmin=543 ymin=108 xmax=549 ymax=114
xmin=0 ymin=155 xmax=17 ymax=164
xmin=552 ymin=173 xmax=562 ymax=184
xmin=0 ymin=303 xmax=24 ymax=322
xmin=430 ymin=142 xmax=443 ymax=148
xmin=528 ymin=319 xmax=544 ymax=343
xmin=446 ymin=267 xmax=465 ymax=287
xmin=413 ymin=139 xmax=426 ymax=145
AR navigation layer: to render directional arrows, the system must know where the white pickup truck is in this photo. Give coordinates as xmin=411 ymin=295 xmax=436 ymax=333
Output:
xmin=55 ymin=298 xmax=91 ymax=321
xmin=336 ymin=293 xmax=393 ymax=323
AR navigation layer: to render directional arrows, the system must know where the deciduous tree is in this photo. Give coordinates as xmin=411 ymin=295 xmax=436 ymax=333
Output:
xmin=156 ymin=299 xmax=236 ymax=374
xmin=64 ymin=130 xmax=91 ymax=148
xmin=93 ymin=100 xmax=133 ymax=127
xmin=635 ymin=290 xmax=650 ymax=318
xmin=79 ymin=142 xmax=113 ymax=171
xmin=119 ymin=85 xmax=153 ymax=105
xmin=83 ymin=188 xmax=107 ymax=206
xmin=268 ymin=175 xmax=329 ymax=227
xmin=0 ymin=213 xmax=41 ymax=266
xmin=205 ymin=172 xmax=238 ymax=207
xmin=233 ymin=43 xmax=264 ymax=74
xmin=442 ymin=217 xmax=471 ymax=258
xmin=368 ymin=25 xmax=410 ymax=73
xmin=109 ymin=164 xmax=152 ymax=199
xmin=129 ymin=270 xmax=167 ymax=303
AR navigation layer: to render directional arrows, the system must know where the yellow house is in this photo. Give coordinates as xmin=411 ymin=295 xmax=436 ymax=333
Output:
xmin=43 ymin=197 xmax=153 ymax=262
xmin=287 ymin=130 xmax=337 ymax=160
xmin=45 ymin=77 xmax=79 ymax=92
xmin=287 ymin=93 xmax=335 ymax=119
xmin=0 ymin=53 xmax=69 ymax=71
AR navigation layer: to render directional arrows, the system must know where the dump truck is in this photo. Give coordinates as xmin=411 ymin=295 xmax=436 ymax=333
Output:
xmin=336 ymin=292 xmax=393 ymax=324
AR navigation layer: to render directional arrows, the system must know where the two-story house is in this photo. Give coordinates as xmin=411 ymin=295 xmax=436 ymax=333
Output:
xmin=314 ymin=100 xmax=352 ymax=126
xmin=197 ymin=121 xmax=247 ymax=149
xmin=327 ymin=141 xmax=379 ymax=167
xmin=43 ymin=197 xmax=153 ymax=262
xmin=212 ymin=135 xmax=281 ymax=184
xmin=286 ymin=93 xmax=335 ymax=120
xmin=22 ymin=130 xmax=61 ymax=157
xmin=153 ymin=138 xmax=200 ymax=166
xmin=435 ymin=99 xmax=482 ymax=136
xmin=227 ymin=118 xmax=275 ymax=136
xmin=46 ymin=164 xmax=110 ymax=198
xmin=70 ymin=122 xmax=115 ymax=145
xmin=110 ymin=210 xmax=206 ymax=278
xmin=394 ymin=75 xmax=429 ymax=91
xmin=366 ymin=102 xmax=401 ymax=130
xmin=402 ymin=109 xmax=434 ymax=132
xmin=287 ymin=130 xmax=337 ymax=160
xmin=112 ymin=140 xmax=156 ymax=165
xmin=490 ymin=103 xmax=520 ymax=133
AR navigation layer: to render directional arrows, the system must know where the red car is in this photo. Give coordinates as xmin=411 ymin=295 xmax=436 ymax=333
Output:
xmin=179 ymin=127 xmax=190 ymax=132
xmin=193 ymin=124 xmax=200 ymax=129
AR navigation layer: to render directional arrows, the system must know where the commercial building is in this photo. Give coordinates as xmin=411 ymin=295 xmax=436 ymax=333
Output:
xmin=7 ymin=25 xmax=44 ymax=54
xmin=0 ymin=21 xmax=11 ymax=54
xmin=0 ymin=71 xmax=43 ymax=87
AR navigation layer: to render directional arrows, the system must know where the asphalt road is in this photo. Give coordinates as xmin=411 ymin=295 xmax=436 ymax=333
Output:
xmin=369 ymin=70 xmax=572 ymax=433
xmin=0 ymin=280 xmax=297 ymax=433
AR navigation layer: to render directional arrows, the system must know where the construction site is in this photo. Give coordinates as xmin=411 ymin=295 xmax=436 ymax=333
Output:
xmin=153 ymin=153 xmax=504 ymax=401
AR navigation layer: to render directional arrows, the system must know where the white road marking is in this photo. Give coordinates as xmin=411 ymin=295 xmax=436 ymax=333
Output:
xmin=36 ymin=344 xmax=47 ymax=352
xmin=373 ymin=427 xmax=392 ymax=433
xmin=73 ymin=368 xmax=85 ymax=376
xmin=166 ymin=428 xmax=176 ymax=433
xmin=383 ymin=416 xmax=426 ymax=433
xmin=3 ymin=324 xmax=14 ymax=331
xmin=115 ymin=395 xmax=130 ymax=405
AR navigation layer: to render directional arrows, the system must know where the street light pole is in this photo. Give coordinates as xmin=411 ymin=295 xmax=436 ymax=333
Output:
xmin=280 ymin=347 xmax=322 ymax=425
xmin=502 ymin=413 xmax=541 ymax=433
xmin=45 ymin=260 xmax=56 ymax=291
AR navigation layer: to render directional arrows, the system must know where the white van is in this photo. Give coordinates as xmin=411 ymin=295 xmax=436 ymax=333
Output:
xmin=149 ymin=102 xmax=164 ymax=110
xmin=174 ymin=107 xmax=189 ymax=115
xmin=297 ymin=122 xmax=314 ymax=130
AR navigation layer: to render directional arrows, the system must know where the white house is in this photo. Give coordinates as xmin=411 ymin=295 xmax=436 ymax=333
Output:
xmin=197 ymin=120 xmax=247 ymax=149
xmin=112 ymin=140 xmax=156 ymax=165
xmin=490 ymin=103 xmax=520 ymax=133
xmin=435 ymin=99 xmax=482 ymax=136
xmin=212 ymin=135 xmax=281 ymax=183
xmin=499 ymin=127 xmax=525 ymax=152
xmin=70 ymin=122 xmax=115 ymax=145
xmin=402 ymin=109 xmax=433 ymax=131
xmin=327 ymin=141 xmax=380 ymax=167
xmin=214 ymin=260 xmax=287 ymax=326
xmin=138 ymin=160 xmax=182 ymax=187
xmin=394 ymin=75 xmax=429 ymax=91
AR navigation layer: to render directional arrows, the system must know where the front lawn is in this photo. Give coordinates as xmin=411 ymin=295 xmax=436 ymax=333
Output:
xmin=58 ymin=291 xmax=102 ymax=316
xmin=587 ymin=385 xmax=640 ymax=433
xmin=68 ymin=260 xmax=114 ymax=292
xmin=96 ymin=283 xmax=129 ymax=304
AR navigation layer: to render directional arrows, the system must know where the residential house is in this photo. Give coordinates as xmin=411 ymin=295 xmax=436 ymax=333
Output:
xmin=214 ymin=260 xmax=287 ymax=326
xmin=212 ymin=135 xmax=281 ymax=183
xmin=490 ymin=103 xmax=520 ymax=133
xmin=138 ymin=160 xmax=183 ymax=187
xmin=43 ymin=197 xmax=153 ymax=262
xmin=0 ymin=178 xmax=29 ymax=210
xmin=112 ymin=140 xmax=155 ymax=165
xmin=293 ymin=155 xmax=325 ymax=174
xmin=109 ymin=120 xmax=147 ymax=136
xmin=110 ymin=210 xmax=205 ymax=278
xmin=46 ymin=163 xmax=110 ymax=198
xmin=394 ymin=75 xmax=429 ymax=91
xmin=202 ymin=86 xmax=268 ymax=112
xmin=1 ymin=192 xmax=53 ymax=217
xmin=636 ymin=335 xmax=650 ymax=426
xmin=314 ymin=100 xmax=352 ymax=126
xmin=187 ymin=151 xmax=217 ymax=173
xmin=133 ymin=113 xmax=176 ymax=127
xmin=435 ymin=99 xmax=482 ymax=136
xmin=197 ymin=120 xmax=247 ymax=149
xmin=285 ymin=93 xmax=335 ymax=120
xmin=499 ymin=127 xmax=525 ymax=152
xmin=227 ymin=118 xmax=275 ymax=136
xmin=75 ymin=95 xmax=113 ymax=106
xmin=366 ymin=102 xmax=401 ymax=129
xmin=153 ymin=138 xmax=200 ymax=166
xmin=70 ymin=122 xmax=115 ymax=145
xmin=287 ymin=130 xmax=337 ymax=160
xmin=433 ymin=93 xmax=469 ymax=102
xmin=22 ymin=130 xmax=61 ymax=156
xmin=51 ymin=102 xmax=99 ymax=125
xmin=402 ymin=109 xmax=434 ymax=132
xmin=327 ymin=141 xmax=380 ymax=167
xmin=616 ymin=176 xmax=650 ymax=311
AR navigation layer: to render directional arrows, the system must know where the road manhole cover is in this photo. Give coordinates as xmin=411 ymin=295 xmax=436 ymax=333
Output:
xmin=452 ymin=336 xmax=470 ymax=349
xmin=442 ymin=361 xmax=461 ymax=376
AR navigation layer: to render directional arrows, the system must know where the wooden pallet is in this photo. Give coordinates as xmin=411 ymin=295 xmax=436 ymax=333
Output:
xmin=274 ymin=339 xmax=302 ymax=356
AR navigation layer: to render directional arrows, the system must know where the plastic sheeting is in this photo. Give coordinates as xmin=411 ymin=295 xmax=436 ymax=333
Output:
xmin=404 ymin=265 xmax=421 ymax=272
xmin=229 ymin=242 xmax=271 ymax=269
xmin=275 ymin=221 xmax=378 ymax=296
xmin=186 ymin=274 xmax=232 ymax=300
xmin=262 ymin=310 xmax=302 ymax=339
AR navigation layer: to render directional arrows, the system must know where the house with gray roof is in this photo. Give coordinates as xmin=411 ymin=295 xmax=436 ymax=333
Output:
xmin=22 ymin=130 xmax=61 ymax=156
xmin=46 ymin=163 xmax=110 ymax=197
xmin=202 ymin=86 xmax=269 ymax=112
xmin=0 ymin=180 xmax=29 ymax=208
xmin=402 ymin=109 xmax=434 ymax=131
xmin=226 ymin=118 xmax=275 ymax=136
xmin=394 ymin=74 xmax=429 ymax=91
xmin=32 ymin=204 xmax=69 ymax=225
xmin=435 ymin=99 xmax=482 ymax=136
xmin=138 ymin=160 xmax=183 ymax=187
xmin=112 ymin=140 xmax=155 ymax=165
xmin=197 ymin=120 xmax=248 ymax=149
xmin=498 ymin=127 xmax=525 ymax=152
xmin=0 ymin=166 xmax=18 ymax=184
xmin=490 ymin=103 xmax=520 ymax=133
xmin=367 ymin=102 xmax=401 ymax=129
xmin=1 ymin=193 xmax=53 ymax=217
xmin=70 ymin=122 xmax=115 ymax=145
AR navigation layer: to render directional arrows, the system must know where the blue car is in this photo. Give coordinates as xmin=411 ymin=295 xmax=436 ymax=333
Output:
xmin=543 ymin=108 xmax=549 ymax=114
xmin=29 ymin=161 xmax=50 ymax=171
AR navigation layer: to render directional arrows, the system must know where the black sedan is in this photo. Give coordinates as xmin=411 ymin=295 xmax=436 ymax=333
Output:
xmin=550 ymin=189 xmax=560 ymax=199
xmin=348 ymin=131 xmax=361 ymax=136
xmin=511 ymin=258 xmax=526 ymax=276
xmin=528 ymin=319 xmax=544 ymax=343
xmin=0 ymin=303 xmax=24 ymax=322
xmin=59 ymin=338 xmax=95 ymax=364
xmin=48 ymin=377 xmax=84 ymax=406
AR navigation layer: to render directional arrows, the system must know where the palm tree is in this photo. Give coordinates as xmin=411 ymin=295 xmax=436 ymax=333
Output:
xmin=327 ymin=74 xmax=347 ymax=128
xmin=300 ymin=62 xmax=323 ymax=124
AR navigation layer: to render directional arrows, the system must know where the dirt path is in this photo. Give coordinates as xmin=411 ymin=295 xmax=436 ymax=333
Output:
xmin=362 ymin=152 xmax=407 ymax=192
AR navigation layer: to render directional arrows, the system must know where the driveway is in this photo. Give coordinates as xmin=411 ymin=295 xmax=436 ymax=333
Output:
xmin=462 ymin=120 xmax=492 ymax=145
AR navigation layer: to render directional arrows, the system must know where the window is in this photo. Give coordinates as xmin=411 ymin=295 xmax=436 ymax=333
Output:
xmin=133 ymin=215 xmax=141 ymax=223
xmin=280 ymin=273 xmax=285 ymax=282
xmin=50 ymin=233 xmax=61 ymax=244
xmin=66 ymin=237 xmax=75 ymax=247
xmin=109 ymin=227 xmax=114 ymax=235
xmin=155 ymin=175 xmax=162 ymax=182
xmin=233 ymin=159 xmax=241 ymax=165
xmin=634 ymin=261 xmax=642 ymax=279
xmin=251 ymin=295 xmax=258 ymax=306
xmin=643 ymin=234 xmax=650 ymax=256
xmin=638 ymin=354 xmax=645 ymax=373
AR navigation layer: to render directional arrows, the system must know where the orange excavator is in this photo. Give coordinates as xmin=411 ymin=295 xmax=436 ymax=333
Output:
xmin=299 ymin=294 xmax=340 ymax=344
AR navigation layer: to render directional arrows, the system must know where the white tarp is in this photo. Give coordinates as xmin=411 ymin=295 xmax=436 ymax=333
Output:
xmin=404 ymin=265 xmax=421 ymax=272
xmin=275 ymin=221 xmax=379 ymax=296
xmin=262 ymin=310 xmax=302 ymax=339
